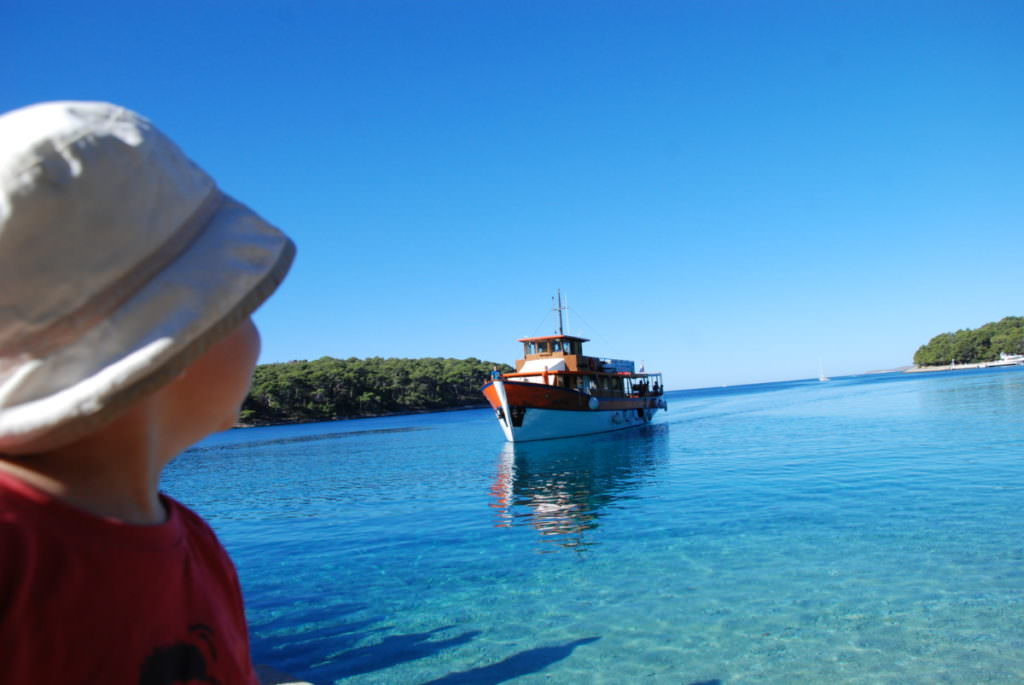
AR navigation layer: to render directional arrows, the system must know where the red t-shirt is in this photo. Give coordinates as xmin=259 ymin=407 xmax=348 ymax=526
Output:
xmin=0 ymin=470 xmax=257 ymax=684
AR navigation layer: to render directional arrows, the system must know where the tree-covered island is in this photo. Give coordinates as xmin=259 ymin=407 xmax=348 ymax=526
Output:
xmin=914 ymin=316 xmax=1024 ymax=367
xmin=240 ymin=356 xmax=513 ymax=426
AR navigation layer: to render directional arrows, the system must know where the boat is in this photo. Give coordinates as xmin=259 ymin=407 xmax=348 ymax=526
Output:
xmin=818 ymin=358 xmax=829 ymax=382
xmin=481 ymin=292 xmax=666 ymax=442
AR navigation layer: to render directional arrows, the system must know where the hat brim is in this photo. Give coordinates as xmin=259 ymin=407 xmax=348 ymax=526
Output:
xmin=0 ymin=194 xmax=295 ymax=453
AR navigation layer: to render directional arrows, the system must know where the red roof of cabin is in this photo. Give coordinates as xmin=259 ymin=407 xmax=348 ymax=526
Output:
xmin=517 ymin=335 xmax=590 ymax=343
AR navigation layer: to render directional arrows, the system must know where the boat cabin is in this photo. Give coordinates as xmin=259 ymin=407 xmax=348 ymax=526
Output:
xmin=516 ymin=335 xmax=591 ymax=372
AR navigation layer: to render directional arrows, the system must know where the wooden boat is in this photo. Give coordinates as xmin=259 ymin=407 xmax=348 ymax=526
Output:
xmin=482 ymin=293 xmax=666 ymax=442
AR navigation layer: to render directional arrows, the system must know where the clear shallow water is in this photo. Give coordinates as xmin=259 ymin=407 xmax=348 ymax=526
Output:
xmin=163 ymin=368 xmax=1024 ymax=684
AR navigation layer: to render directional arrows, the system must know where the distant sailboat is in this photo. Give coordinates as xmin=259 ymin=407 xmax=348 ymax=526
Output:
xmin=818 ymin=359 xmax=829 ymax=382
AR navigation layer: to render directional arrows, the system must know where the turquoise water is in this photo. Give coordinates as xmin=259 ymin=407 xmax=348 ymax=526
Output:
xmin=163 ymin=368 xmax=1024 ymax=683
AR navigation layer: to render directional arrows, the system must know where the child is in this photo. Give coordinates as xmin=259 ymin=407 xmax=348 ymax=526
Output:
xmin=0 ymin=101 xmax=296 ymax=683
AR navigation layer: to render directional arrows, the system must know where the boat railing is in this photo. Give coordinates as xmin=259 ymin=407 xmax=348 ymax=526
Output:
xmin=501 ymin=370 xmax=661 ymax=380
xmin=495 ymin=369 xmax=664 ymax=396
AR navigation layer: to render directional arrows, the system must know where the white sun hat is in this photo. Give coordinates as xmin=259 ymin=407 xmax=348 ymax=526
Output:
xmin=0 ymin=101 xmax=296 ymax=453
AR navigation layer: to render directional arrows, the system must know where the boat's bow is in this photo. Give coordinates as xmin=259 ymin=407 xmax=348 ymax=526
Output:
xmin=491 ymin=378 xmax=514 ymax=441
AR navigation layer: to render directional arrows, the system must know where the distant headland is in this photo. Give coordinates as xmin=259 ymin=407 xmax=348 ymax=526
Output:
xmin=909 ymin=316 xmax=1024 ymax=373
xmin=239 ymin=356 xmax=513 ymax=427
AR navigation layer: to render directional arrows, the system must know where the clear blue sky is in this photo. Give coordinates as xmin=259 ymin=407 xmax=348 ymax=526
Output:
xmin=5 ymin=1 xmax=1023 ymax=388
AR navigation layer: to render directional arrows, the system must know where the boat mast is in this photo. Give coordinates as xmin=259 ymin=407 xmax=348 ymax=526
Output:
xmin=553 ymin=289 xmax=565 ymax=335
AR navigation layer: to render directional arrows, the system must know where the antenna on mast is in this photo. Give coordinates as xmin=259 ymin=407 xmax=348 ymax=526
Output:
xmin=553 ymin=289 xmax=565 ymax=335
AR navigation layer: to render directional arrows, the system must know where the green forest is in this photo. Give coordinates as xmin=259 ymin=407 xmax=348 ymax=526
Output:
xmin=240 ymin=356 xmax=513 ymax=425
xmin=914 ymin=316 xmax=1024 ymax=366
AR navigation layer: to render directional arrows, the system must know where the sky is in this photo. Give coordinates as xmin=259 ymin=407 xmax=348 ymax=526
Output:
xmin=5 ymin=1 xmax=1023 ymax=389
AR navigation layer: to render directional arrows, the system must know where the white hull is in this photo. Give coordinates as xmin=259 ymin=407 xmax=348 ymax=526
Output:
xmin=499 ymin=405 xmax=661 ymax=442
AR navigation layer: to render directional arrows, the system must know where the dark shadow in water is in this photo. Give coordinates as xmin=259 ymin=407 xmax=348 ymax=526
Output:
xmin=422 ymin=636 xmax=600 ymax=684
xmin=184 ymin=426 xmax=430 ymax=453
xmin=249 ymin=602 xmax=385 ymax=675
xmin=491 ymin=425 xmax=668 ymax=552
xmin=249 ymin=602 xmax=389 ymax=681
xmin=325 ymin=626 xmax=480 ymax=679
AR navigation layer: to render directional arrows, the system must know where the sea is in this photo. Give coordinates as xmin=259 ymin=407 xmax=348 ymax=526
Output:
xmin=163 ymin=366 xmax=1024 ymax=684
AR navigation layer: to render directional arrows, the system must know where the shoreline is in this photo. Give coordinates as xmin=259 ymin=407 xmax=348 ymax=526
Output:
xmin=235 ymin=360 xmax=1024 ymax=429
xmin=905 ymin=360 xmax=1024 ymax=373
xmin=235 ymin=402 xmax=490 ymax=428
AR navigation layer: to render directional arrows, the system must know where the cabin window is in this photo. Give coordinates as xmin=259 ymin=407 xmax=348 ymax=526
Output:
xmin=537 ymin=342 xmax=550 ymax=354
xmin=525 ymin=342 xmax=537 ymax=355
xmin=565 ymin=341 xmax=579 ymax=354
xmin=552 ymin=341 xmax=562 ymax=352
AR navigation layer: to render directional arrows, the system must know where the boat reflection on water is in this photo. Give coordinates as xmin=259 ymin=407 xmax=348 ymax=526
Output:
xmin=489 ymin=425 xmax=667 ymax=552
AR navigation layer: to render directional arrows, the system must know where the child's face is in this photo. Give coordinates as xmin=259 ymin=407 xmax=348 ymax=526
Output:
xmin=165 ymin=317 xmax=262 ymax=445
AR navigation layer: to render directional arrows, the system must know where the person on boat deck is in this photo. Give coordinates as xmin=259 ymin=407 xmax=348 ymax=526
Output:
xmin=0 ymin=101 xmax=296 ymax=684
xmin=491 ymin=366 xmax=502 ymax=380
